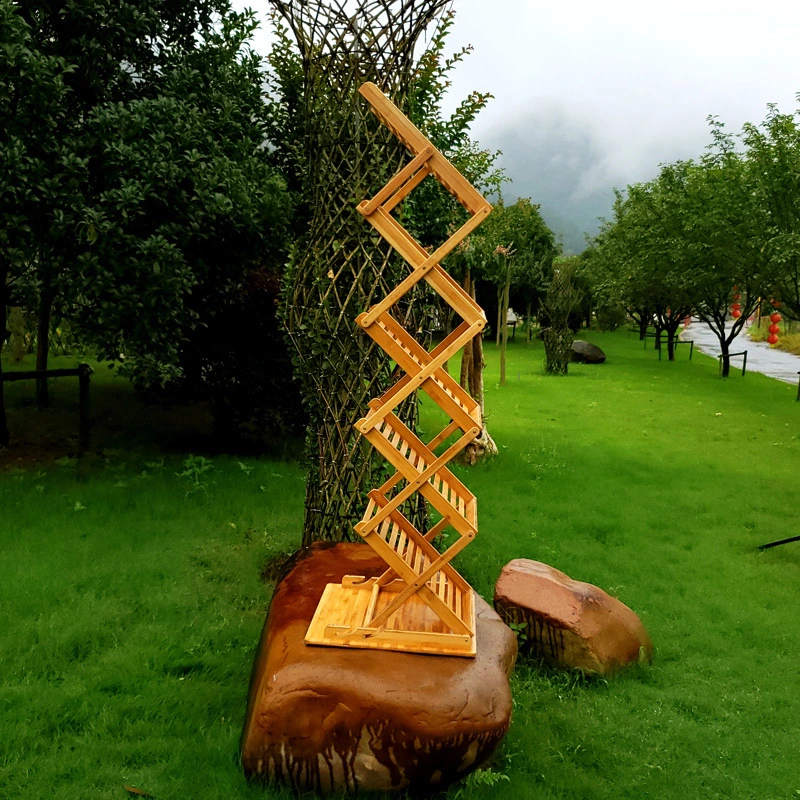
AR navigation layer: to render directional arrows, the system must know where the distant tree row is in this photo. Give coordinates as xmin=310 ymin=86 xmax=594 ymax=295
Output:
xmin=585 ymin=105 xmax=800 ymax=376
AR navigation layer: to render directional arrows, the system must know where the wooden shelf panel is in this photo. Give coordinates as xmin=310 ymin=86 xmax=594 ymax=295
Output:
xmin=359 ymin=311 xmax=481 ymax=430
xmin=358 ymin=493 xmax=472 ymax=595
xmin=363 ymin=414 xmax=476 ymax=531
xmin=305 ymin=581 xmax=476 ymax=657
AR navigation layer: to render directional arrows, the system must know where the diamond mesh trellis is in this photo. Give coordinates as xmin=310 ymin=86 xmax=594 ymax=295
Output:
xmin=272 ymin=0 xmax=450 ymax=546
xmin=542 ymin=264 xmax=578 ymax=375
xmin=304 ymin=83 xmax=491 ymax=657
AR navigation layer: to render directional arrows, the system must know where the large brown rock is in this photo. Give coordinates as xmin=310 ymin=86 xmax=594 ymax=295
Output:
xmin=494 ymin=559 xmax=652 ymax=675
xmin=241 ymin=542 xmax=517 ymax=793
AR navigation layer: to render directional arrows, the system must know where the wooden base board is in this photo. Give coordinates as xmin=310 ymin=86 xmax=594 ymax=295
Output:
xmin=305 ymin=579 xmax=476 ymax=657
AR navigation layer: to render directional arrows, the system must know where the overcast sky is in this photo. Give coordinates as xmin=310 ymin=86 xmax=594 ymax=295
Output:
xmin=239 ymin=0 xmax=800 ymax=251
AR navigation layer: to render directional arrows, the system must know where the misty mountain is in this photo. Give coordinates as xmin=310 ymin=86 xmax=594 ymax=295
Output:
xmin=481 ymin=102 xmax=623 ymax=253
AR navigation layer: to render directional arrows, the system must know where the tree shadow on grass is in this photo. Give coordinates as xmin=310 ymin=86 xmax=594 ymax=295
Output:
xmin=1 ymin=359 xmax=302 ymax=468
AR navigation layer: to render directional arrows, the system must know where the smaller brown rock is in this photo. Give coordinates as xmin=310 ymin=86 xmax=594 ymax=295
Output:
xmin=494 ymin=559 xmax=652 ymax=675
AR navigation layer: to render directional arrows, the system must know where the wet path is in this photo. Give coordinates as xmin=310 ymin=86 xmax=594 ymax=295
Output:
xmin=681 ymin=320 xmax=800 ymax=385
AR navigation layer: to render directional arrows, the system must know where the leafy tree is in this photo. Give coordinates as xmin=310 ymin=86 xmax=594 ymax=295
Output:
xmin=12 ymin=0 xmax=232 ymax=405
xmin=73 ymin=16 xmax=291 ymax=388
xmin=1 ymin=1 xmax=293 ymax=445
xmin=742 ymin=103 xmax=800 ymax=321
xmin=675 ymin=131 xmax=766 ymax=376
xmin=472 ymin=198 xmax=557 ymax=381
xmin=577 ymin=240 xmax=630 ymax=332
xmin=404 ymin=12 xmax=504 ymax=251
xmin=593 ymin=177 xmax=694 ymax=359
xmin=590 ymin=121 xmax=769 ymax=375
xmin=0 ymin=0 xmax=74 ymax=444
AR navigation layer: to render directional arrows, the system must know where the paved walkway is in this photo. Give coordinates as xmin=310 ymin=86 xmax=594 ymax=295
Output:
xmin=681 ymin=320 xmax=800 ymax=385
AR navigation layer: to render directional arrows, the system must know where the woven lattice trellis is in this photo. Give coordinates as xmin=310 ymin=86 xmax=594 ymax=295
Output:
xmin=541 ymin=265 xmax=578 ymax=375
xmin=272 ymin=0 xmax=450 ymax=545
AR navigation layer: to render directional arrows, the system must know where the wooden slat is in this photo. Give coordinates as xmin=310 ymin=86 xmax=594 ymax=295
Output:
xmin=357 ymin=145 xmax=434 ymax=216
xmin=363 ymin=583 xmax=381 ymax=626
xmin=358 ymin=82 xmax=491 ymax=217
xmin=361 ymin=207 xmax=484 ymax=324
xmin=358 ymin=320 xmax=483 ymax=434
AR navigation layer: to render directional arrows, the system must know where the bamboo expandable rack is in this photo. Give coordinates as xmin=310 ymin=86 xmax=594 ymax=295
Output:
xmin=305 ymin=82 xmax=492 ymax=657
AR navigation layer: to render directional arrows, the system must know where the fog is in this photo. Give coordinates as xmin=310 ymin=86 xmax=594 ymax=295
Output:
xmin=237 ymin=0 xmax=800 ymax=251
xmin=440 ymin=0 xmax=800 ymax=250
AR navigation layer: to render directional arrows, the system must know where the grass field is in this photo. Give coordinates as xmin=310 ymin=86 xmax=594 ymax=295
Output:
xmin=1 ymin=331 xmax=799 ymax=799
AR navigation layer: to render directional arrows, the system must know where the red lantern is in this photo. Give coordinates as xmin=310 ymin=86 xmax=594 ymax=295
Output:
xmin=733 ymin=285 xmax=739 ymax=291
xmin=732 ymin=309 xmax=742 ymax=318
xmin=771 ymin=299 xmax=781 ymax=308
xmin=732 ymin=293 xmax=741 ymax=301
xmin=732 ymin=302 xmax=741 ymax=312
xmin=769 ymin=323 xmax=780 ymax=334
xmin=768 ymin=334 xmax=779 ymax=344
xmin=770 ymin=312 xmax=782 ymax=324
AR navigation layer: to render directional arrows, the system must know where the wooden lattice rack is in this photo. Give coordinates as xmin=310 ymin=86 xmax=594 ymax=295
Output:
xmin=305 ymin=82 xmax=492 ymax=657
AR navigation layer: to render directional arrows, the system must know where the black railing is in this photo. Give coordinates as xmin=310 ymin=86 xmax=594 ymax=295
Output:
xmin=658 ymin=340 xmax=693 ymax=361
xmin=718 ymin=351 xmax=747 ymax=377
xmin=1 ymin=363 xmax=92 ymax=453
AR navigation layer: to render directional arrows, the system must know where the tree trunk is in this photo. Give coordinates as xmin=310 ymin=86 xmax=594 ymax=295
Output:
xmin=0 ymin=362 xmax=7 ymax=448
xmin=468 ymin=333 xmax=483 ymax=403
xmin=459 ymin=277 xmax=497 ymax=465
xmin=459 ymin=271 xmax=473 ymax=390
xmin=274 ymin=5 xmax=445 ymax=546
xmin=525 ymin=301 xmax=533 ymax=342
xmin=36 ymin=288 xmax=54 ymax=409
xmin=667 ymin=328 xmax=676 ymax=360
xmin=0 ymin=274 xmax=9 ymax=447
xmin=495 ymin=286 xmax=503 ymax=347
xmin=638 ymin=316 xmax=648 ymax=340
xmin=665 ymin=319 xmax=682 ymax=360
xmin=499 ymin=261 xmax=511 ymax=385
xmin=542 ymin=328 xmax=571 ymax=374
xmin=459 ymin=330 xmax=472 ymax=390
xmin=720 ymin=336 xmax=730 ymax=377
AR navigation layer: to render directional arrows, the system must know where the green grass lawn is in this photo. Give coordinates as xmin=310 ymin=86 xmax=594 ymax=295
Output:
xmin=2 ymin=332 xmax=799 ymax=799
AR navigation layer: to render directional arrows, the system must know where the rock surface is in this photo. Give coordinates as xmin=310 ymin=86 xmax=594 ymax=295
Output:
xmin=241 ymin=542 xmax=517 ymax=793
xmin=494 ymin=559 xmax=651 ymax=675
xmin=571 ymin=340 xmax=606 ymax=363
